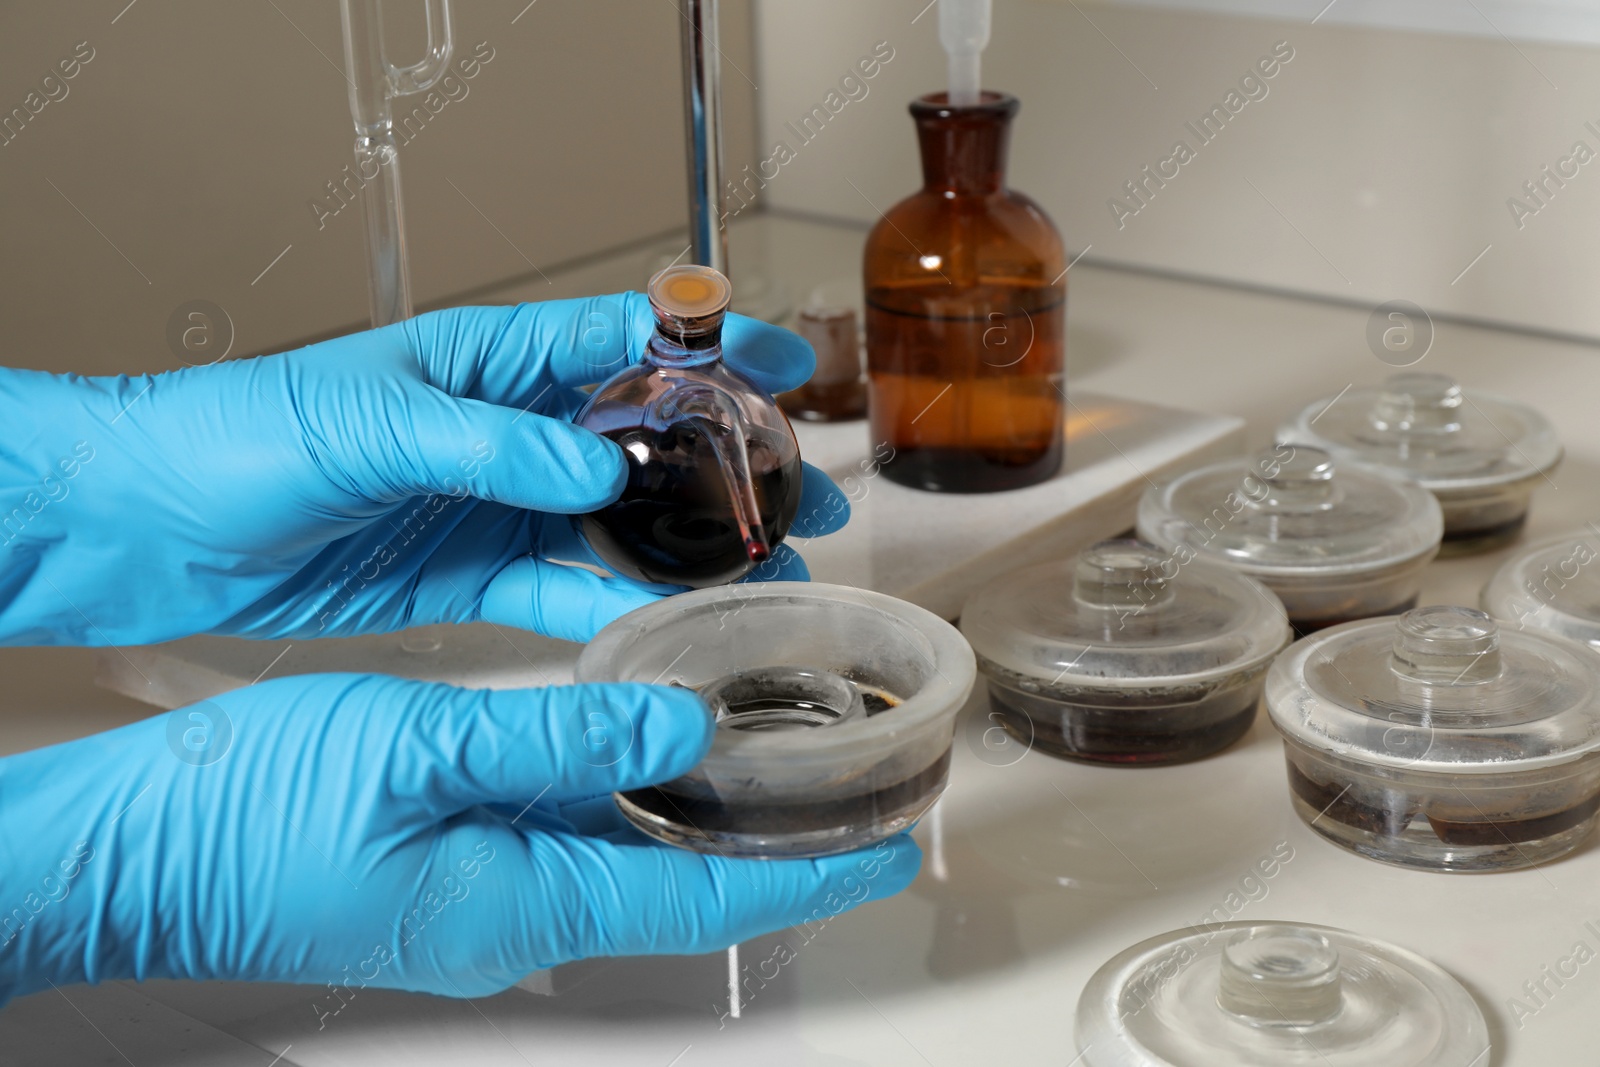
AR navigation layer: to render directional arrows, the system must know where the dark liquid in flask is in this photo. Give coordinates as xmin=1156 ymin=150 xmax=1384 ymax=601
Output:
xmin=867 ymin=281 xmax=1064 ymax=493
xmin=580 ymin=423 xmax=801 ymax=587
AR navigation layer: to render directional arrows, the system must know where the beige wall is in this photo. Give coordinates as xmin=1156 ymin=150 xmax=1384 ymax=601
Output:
xmin=0 ymin=0 xmax=759 ymax=377
xmin=23 ymin=0 xmax=1594 ymax=378
xmin=751 ymin=0 xmax=1600 ymax=342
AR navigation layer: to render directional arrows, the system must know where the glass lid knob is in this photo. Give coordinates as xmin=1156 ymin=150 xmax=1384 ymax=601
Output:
xmin=1072 ymin=539 xmax=1175 ymax=612
xmin=1390 ymin=605 xmax=1502 ymax=685
xmin=1369 ymin=373 xmax=1463 ymax=434
xmin=1217 ymin=925 xmax=1343 ymax=1028
xmin=1252 ymin=446 xmax=1338 ymax=509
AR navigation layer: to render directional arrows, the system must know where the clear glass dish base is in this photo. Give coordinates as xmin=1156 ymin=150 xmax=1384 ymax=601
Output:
xmin=1283 ymin=745 xmax=1600 ymax=872
xmin=613 ymin=757 xmax=947 ymax=859
xmin=1436 ymin=517 xmax=1528 ymax=557
xmin=986 ymin=681 xmax=1260 ymax=767
xmin=1434 ymin=488 xmax=1533 ymax=557
xmin=1285 ymin=593 xmax=1418 ymax=636
xmin=1288 ymin=791 xmax=1595 ymax=872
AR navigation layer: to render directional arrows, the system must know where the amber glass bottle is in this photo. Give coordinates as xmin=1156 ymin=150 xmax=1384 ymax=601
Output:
xmin=864 ymin=91 xmax=1065 ymax=493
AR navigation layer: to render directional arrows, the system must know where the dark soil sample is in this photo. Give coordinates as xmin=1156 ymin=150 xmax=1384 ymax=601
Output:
xmin=987 ymin=681 xmax=1260 ymax=766
xmin=1425 ymin=794 xmax=1600 ymax=845
xmin=1287 ymin=761 xmax=1420 ymax=836
xmin=861 ymin=689 xmax=898 ymax=715
xmin=1290 ymin=595 xmax=1419 ymax=639
xmin=1288 ymin=761 xmax=1600 ymax=845
xmin=620 ymin=747 xmax=951 ymax=837
xmin=1439 ymin=512 xmax=1527 ymax=553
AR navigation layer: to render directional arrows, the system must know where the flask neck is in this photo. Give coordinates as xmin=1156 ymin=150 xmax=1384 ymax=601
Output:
xmin=912 ymin=91 xmax=1016 ymax=196
xmin=644 ymin=264 xmax=730 ymax=365
xmin=646 ymin=331 xmax=723 ymax=368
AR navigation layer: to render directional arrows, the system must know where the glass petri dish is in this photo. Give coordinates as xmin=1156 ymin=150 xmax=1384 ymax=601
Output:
xmin=1075 ymin=921 xmax=1488 ymax=1066
xmin=1138 ymin=446 xmax=1442 ymax=633
xmin=1481 ymin=527 xmax=1600 ymax=651
xmin=576 ymin=582 xmax=976 ymax=858
xmin=959 ymin=540 xmax=1290 ymax=766
xmin=1265 ymin=605 xmax=1600 ymax=871
xmin=1278 ymin=373 xmax=1560 ymax=554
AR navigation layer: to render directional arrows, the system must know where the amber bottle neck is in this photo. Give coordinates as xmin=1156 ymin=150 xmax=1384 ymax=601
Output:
xmin=912 ymin=91 xmax=1017 ymax=196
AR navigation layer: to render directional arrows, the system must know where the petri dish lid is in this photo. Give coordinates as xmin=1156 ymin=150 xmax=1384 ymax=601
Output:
xmin=1278 ymin=372 xmax=1561 ymax=492
xmin=1482 ymin=527 xmax=1600 ymax=650
xmin=1137 ymin=446 xmax=1442 ymax=577
xmin=1266 ymin=605 xmax=1600 ymax=773
xmin=959 ymin=540 xmax=1289 ymax=690
xmin=1075 ymin=921 xmax=1488 ymax=1067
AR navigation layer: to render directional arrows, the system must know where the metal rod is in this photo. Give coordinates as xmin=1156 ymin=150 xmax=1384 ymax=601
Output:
xmin=679 ymin=0 xmax=729 ymax=273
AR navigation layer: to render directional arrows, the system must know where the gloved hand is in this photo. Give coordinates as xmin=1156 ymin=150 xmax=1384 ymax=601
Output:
xmin=0 ymin=673 xmax=920 ymax=1007
xmin=0 ymin=297 xmax=848 ymax=647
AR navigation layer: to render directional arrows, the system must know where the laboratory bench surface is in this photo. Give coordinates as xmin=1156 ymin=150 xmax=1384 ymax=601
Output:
xmin=6 ymin=215 xmax=1600 ymax=1065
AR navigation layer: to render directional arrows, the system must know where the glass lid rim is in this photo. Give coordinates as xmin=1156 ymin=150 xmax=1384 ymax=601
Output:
xmin=1139 ymin=456 xmax=1444 ymax=574
xmin=973 ymin=646 xmax=1281 ymax=692
xmin=1265 ymin=616 xmax=1600 ymax=772
xmin=960 ymin=555 xmax=1291 ymax=686
xmin=1075 ymin=920 xmax=1487 ymax=1067
xmin=1281 ymin=384 xmax=1562 ymax=487
xmin=575 ymin=581 xmax=978 ymax=757
xmin=1482 ymin=527 xmax=1600 ymax=638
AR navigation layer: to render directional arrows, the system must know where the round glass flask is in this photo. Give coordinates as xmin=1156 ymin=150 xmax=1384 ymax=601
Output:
xmin=574 ymin=266 xmax=802 ymax=587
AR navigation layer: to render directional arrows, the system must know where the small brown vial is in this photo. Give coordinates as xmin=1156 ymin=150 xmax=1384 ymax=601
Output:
xmin=778 ymin=306 xmax=867 ymax=422
xmin=864 ymin=91 xmax=1066 ymax=493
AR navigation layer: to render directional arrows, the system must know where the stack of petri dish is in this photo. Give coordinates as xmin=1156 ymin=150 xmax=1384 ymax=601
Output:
xmin=1264 ymin=605 xmax=1600 ymax=871
xmin=1279 ymin=372 xmax=1560 ymax=554
xmin=959 ymin=539 xmax=1290 ymax=766
xmin=1137 ymin=446 xmax=1442 ymax=633
xmin=578 ymin=581 xmax=975 ymax=859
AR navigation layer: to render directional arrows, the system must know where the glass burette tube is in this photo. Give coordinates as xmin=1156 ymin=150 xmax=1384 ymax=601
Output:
xmin=338 ymin=0 xmax=454 ymax=328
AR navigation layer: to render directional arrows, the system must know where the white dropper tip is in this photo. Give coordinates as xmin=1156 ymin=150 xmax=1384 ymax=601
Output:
xmin=939 ymin=0 xmax=991 ymax=107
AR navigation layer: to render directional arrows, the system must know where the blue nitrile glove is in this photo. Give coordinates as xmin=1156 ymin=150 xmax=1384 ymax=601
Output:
xmin=0 ymin=297 xmax=849 ymax=647
xmin=0 ymin=674 xmax=920 ymax=1007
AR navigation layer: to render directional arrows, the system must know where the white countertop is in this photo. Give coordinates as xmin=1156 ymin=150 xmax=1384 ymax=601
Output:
xmin=6 ymin=215 xmax=1600 ymax=1065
